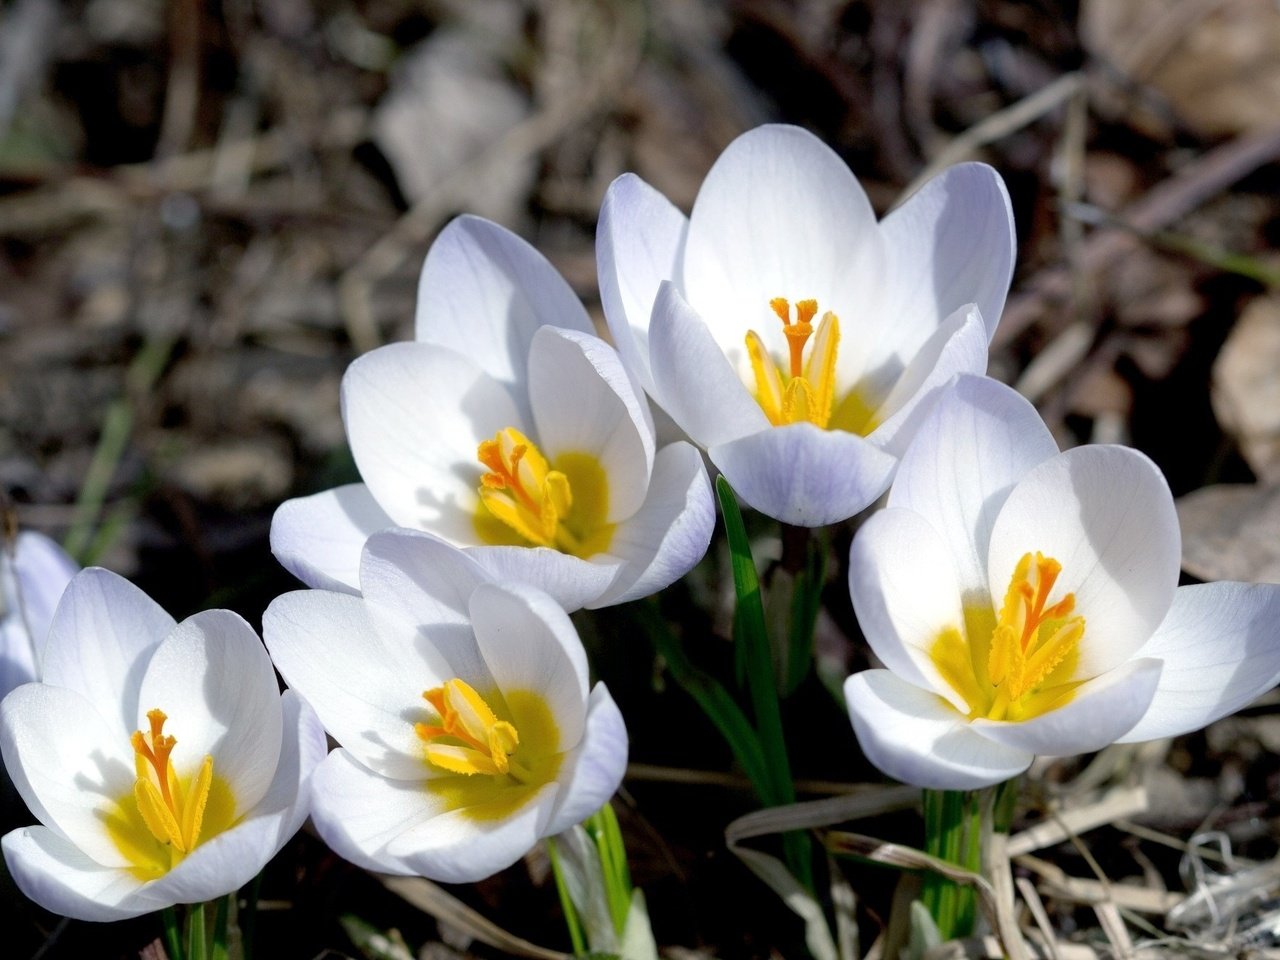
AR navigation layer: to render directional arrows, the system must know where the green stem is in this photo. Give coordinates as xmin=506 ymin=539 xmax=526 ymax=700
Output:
xmin=920 ymin=790 xmax=978 ymax=941
xmin=162 ymin=906 xmax=185 ymax=960
xmin=546 ymin=838 xmax=588 ymax=956
xmin=187 ymin=902 xmax=208 ymax=960
xmin=211 ymin=894 xmax=230 ymax=960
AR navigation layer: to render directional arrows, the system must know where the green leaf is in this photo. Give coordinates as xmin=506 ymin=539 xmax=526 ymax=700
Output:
xmin=634 ymin=601 xmax=774 ymax=801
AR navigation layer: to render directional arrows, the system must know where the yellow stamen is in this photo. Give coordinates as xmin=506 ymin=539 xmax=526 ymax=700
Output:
xmin=929 ymin=552 xmax=1087 ymax=722
xmin=129 ymin=709 xmax=214 ymax=854
xmin=747 ymin=297 xmax=859 ymax=432
xmin=415 ymin=678 xmax=531 ymax=782
xmin=475 ymin=429 xmax=614 ymax=558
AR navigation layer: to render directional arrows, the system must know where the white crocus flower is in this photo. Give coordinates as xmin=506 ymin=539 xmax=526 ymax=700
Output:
xmin=0 ymin=569 xmax=325 ymax=921
xmin=263 ymin=529 xmax=628 ymax=883
xmin=843 ymin=376 xmax=1280 ymax=789
xmin=271 ymin=215 xmax=714 ymax=611
xmin=597 ymin=124 xmax=1015 ymax=525
xmin=0 ymin=531 xmax=78 ymax=698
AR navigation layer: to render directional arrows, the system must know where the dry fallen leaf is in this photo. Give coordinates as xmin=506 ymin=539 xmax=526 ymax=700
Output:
xmin=1082 ymin=0 xmax=1280 ymax=138
xmin=1212 ymin=295 xmax=1280 ymax=482
xmin=1176 ymin=483 xmax=1280 ymax=583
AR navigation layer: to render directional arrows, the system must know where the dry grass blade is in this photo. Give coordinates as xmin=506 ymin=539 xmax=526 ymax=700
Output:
xmin=379 ymin=875 xmax=570 ymax=960
xmin=1007 ymin=786 xmax=1149 ymax=857
xmin=825 ymin=831 xmax=1028 ymax=960
xmin=1015 ymin=855 xmax=1183 ymax=915
xmin=1016 ymin=876 xmax=1062 ymax=960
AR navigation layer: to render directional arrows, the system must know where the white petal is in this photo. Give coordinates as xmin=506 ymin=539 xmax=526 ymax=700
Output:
xmin=136 ymin=610 xmax=283 ymax=815
xmin=40 ymin=568 xmax=174 ymax=736
xmin=389 ymin=781 xmax=559 ymax=883
xmin=1118 ymin=583 xmax=1280 ymax=743
xmin=343 ymin=342 xmax=523 ymax=543
xmin=359 ymin=530 xmax=499 ymax=690
xmin=889 ymin=375 xmax=1059 ymax=600
xmin=588 ymin=442 xmax=714 ymax=607
xmin=270 ymin=483 xmax=394 ymax=594
xmin=866 ymin=304 xmax=989 ymax=458
xmin=682 ymin=125 xmax=881 ymax=364
xmin=415 ymin=215 xmax=593 ymax=413
xmin=1 ymin=532 xmax=79 ymax=693
xmin=847 ymin=508 xmax=967 ymax=709
xmin=988 ymin=446 xmax=1181 ymax=677
xmin=465 ymin=545 xmax=621 ymax=613
xmin=263 ymin=590 xmax=450 ymax=779
xmin=972 ymin=658 xmax=1162 ymax=756
xmin=0 ymin=683 xmax=136 ymax=868
xmin=2 ymin=827 xmax=147 ymax=921
xmin=544 ymin=683 xmax=628 ymax=835
xmin=468 ymin=583 xmax=589 ymax=750
xmin=709 ymin=423 xmax=897 ymax=526
xmin=308 ymin=749 xmax=445 ymax=875
xmin=873 ymin=162 xmax=1015 ymax=363
xmin=528 ymin=327 xmax=655 ymax=522
xmin=648 ymin=282 xmax=770 ymax=448
xmin=844 ymin=670 xmax=1033 ymax=789
xmin=597 ymin=173 xmax=689 ymax=397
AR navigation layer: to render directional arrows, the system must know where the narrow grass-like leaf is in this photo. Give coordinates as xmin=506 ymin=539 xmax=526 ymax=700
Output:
xmin=633 ymin=600 xmax=774 ymax=803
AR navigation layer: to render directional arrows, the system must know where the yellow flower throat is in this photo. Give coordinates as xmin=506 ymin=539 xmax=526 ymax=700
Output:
xmin=745 ymin=298 xmax=877 ymax=435
xmin=475 ymin=428 xmax=613 ymax=557
xmin=930 ymin=552 xmax=1087 ymax=723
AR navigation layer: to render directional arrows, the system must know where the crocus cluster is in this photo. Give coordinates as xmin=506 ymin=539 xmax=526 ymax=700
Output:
xmin=2 ymin=121 xmax=1277 ymax=934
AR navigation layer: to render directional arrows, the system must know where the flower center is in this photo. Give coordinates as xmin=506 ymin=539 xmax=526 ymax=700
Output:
xmin=744 ymin=297 xmax=877 ymax=434
xmin=475 ymin=428 xmax=614 ymax=557
xmin=929 ymin=552 xmax=1087 ymax=722
xmin=415 ymin=678 xmax=532 ymax=782
xmin=130 ymin=708 xmax=214 ymax=855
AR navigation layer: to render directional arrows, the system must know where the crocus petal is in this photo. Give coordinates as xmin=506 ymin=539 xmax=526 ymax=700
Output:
xmin=263 ymin=590 xmax=450 ymax=779
xmin=972 ymin=657 xmax=1162 ymax=756
xmin=597 ymin=172 xmax=689 ymax=396
xmin=2 ymin=827 xmax=147 ymax=921
xmin=682 ymin=125 xmax=881 ymax=362
xmin=389 ymin=782 xmax=559 ymax=884
xmin=342 ymin=342 xmax=523 ymax=544
xmin=135 ymin=610 xmax=283 ymax=815
xmin=648 ymin=281 xmax=770 ymax=448
xmin=543 ymin=683 xmax=628 ymax=835
xmin=0 ymin=683 xmax=136 ymax=868
xmin=1117 ymin=582 xmax=1280 ymax=743
xmin=844 ymin=670 xmax=1033 ymax=790
xmin=987 ymin=446 xmax=1181 ymax=677
xmin=40 ymin=568 xmax=174 ymax=737
xmin=889 ymin=375 xmax=1059 ymax=599
xmin=415 ymin=215 xmax=593 ymax=412
xmin=465 ymin=545 xmax=621 ymax=613
xmin=468 ymin=583 xmax=589 ymax=750
xmin=588 ymin=442 xmax=714 ymax=608
xmin=848 ymin=508 xmax=967 ymax=709
xmin=307 ymin=749 xmax=443 ymax=876
xmin=866 ymin=304 xmax=988 ymax=458
xmin=359 ymin=530 xmax=499 ymax=690
xmin=138 ymin=691 xmax=325 ymax=908
xmin=710 ymin=424 xmax=897 ymax=526
xmin=0 ymin=532 xmax=79 ymax=694
xmin=873 ymin=162 xmax=1015 ymax=362
xmin=528 ymin=327 xmax=655 ymax=522
xmin=270 ymin=483 xmax=394 ymax=594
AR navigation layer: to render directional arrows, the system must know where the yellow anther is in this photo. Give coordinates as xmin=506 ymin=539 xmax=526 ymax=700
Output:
xmin=130 ymin=709 xmax=214 ymax=854
xmin=747 ymin=297 xmax=843 ymax=429
xmin=415 ymin=678 xmax=531 ymax=782
xmin=477 ymin=428 xmax=571 ymax=549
